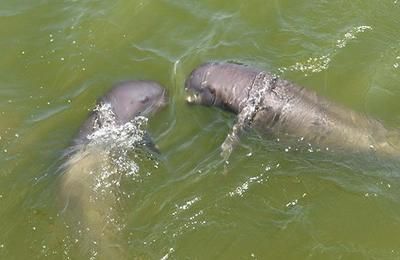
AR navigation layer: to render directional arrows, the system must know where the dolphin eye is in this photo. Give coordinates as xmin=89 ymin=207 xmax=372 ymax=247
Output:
xmin=208 ymin=87 xmax=215 ymax=95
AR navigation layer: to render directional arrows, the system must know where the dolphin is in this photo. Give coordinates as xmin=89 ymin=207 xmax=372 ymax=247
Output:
xmin=59 ymin=80 xmax=167 ymax=259
xmin=185 ymin=62 xmax=400 ymax=159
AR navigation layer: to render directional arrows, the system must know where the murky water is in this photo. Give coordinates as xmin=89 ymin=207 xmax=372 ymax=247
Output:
xmin=1 ymin=0 xmax=400 ymax=259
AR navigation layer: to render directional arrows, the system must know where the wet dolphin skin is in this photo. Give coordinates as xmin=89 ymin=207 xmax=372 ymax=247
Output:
xmin=185 ymin=62 xmax=400 ymax=158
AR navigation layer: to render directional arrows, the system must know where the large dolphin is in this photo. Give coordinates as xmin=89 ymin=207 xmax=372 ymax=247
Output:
xmin=59 ymin=80 xmax=167 ymax=259
xmin=185 ymin=62 xmax=400 ymax=159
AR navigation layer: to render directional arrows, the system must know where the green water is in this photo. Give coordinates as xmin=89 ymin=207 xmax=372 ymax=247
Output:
xmin=1 ymin=0 xmax=400 ymax=259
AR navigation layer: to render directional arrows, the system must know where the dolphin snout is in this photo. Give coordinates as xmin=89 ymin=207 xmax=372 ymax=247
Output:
xmin=185 ymin=90 xmax=201 ymax=105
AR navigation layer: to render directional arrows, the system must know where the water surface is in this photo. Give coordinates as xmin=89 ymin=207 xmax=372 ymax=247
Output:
xmin=1 ymin=0 xmax=400 ymax=259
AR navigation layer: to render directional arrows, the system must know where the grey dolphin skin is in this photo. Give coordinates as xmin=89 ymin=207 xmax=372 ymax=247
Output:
xmin=60 ymin=80 xmax=167 ymax=259
xmin=185 ymin=62 xmax=400 ymax=158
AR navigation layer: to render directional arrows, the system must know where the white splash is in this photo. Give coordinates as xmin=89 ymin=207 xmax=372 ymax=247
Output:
xmin=85 ymin=103 xmax=150 ymax=193
xmin=336 ymin=25 xmax=372 ymax=49
xmin=175 ymin=197 xmax=200 ymax=211
xmin=279 ymin=25 xmax=373 ymax=76
xmin=172 ymin=197 xmax=201 ymax=216
xmin=393 ymin=56 xmax=400 ymax=69
xmin=160 ymin=247 xmax=175 ymax=260
xmin=228 ymin=172 xmax=268 ymax=197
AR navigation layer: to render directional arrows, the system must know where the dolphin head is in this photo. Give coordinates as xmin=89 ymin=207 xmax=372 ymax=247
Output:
xmin=74 ymin=80 xmax=167 ymax=146
xmin=184 ymin=62 xmax=261 ymax=114
xmin=100 ymin=80 xmax=167 ymax=124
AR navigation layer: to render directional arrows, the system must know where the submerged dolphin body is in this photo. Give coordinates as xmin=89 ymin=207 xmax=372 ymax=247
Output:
xmin=185 ymin=62 xmax=400 ymax=159
xmin=59 ymin=80 xmax=167 ymax=258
